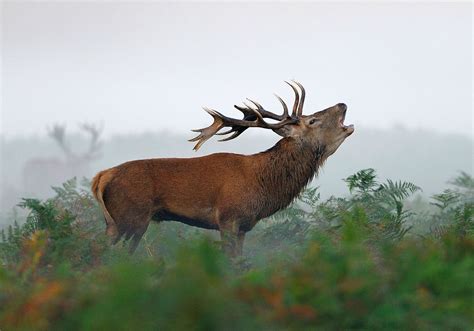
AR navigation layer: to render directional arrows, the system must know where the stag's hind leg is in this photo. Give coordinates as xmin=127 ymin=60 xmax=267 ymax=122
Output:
xmin=115 ymin=210 xmax=152 ymax=254
xmin=98 ymin=167 xmax=157 ymax=253
xmin=128 ymin=225 xmax=150 ymax=254
xmin=105 ymin=220 xmax=119 ymax=243
xmin=103 ymin=197 xmax=152 ymax=254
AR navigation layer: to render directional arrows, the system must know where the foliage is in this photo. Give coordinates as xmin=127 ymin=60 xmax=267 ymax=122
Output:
xmin=0 ymin=170 xmax=473 ymax=330
xmin=0 ymin=178 xmax=110 ymax=269
xmin=256 ymin=169 xmax=421 ymax=249
xmin=428 ymin=171 xmax=474 ymax=238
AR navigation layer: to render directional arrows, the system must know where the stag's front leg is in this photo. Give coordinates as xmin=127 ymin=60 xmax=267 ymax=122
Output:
xmin=236 ymin=231 xmax=245 ymax=256
xmin=219 ymin=220 xmax=242 ymax=257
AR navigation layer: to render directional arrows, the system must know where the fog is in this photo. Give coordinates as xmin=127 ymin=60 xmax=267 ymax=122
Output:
xmin=2 ymin=2 xmax=472 ymax=137
xmin=0 ymin=2 xmax=472 ymax=221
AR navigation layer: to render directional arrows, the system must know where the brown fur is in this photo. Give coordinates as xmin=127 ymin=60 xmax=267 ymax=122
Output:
xmin=91 ymin=168 xmax=119 ymax=237
xmin=92 ymin=138 xmax=327 ymax=255
xmin=92 ymin=102 xmax=353 ymax=256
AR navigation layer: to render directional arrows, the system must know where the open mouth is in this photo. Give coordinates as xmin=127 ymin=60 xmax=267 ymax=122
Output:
xmin=339 ymin=109 xmax=354 ymax=134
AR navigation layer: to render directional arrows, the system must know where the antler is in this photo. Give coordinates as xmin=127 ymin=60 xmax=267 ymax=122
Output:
xmin=48 ymin=124 xmax=73 ymax=158
xmin=79 ymin=122 xmax=103 ymax=161
xmin=286 ymin=80 xmax=305 ymax=117
xmin=189 ymin=81 xmax=306 ymax=151
xmin=47 ymin=123 xmax=103 ymax=161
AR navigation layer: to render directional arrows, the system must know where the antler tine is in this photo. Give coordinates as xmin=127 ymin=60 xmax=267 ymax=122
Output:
xmin=215 ymin=103 xmax=260 ymax=138
xmin=285 ymin=81 xmax=300 ymax=117
xmin=79 ymin=122 xmax=103 ymax=160
xmin=215 ymin=126 xmax=249 ymax=142
xmin=48 ymin=124 xmax=66 ymax=143
xmin=48 ymin=124 xmax=73 ymax=158
xmin=292 ymin=80 xmax=306 ymax=116
xmin=273 ymin=94 xmax=289 ymax=118
xmin=215 ymin=103 xmax=261 ymax=138
xmin=245 ymin=98 xmax=288 ymax=121
xmin=240 ymin=102 xmax=267 ymax=124
xmin=189 ymin=107 xmax=225 ymax=151
xmin=233 ymin=104 xmax=256 ymax=118
xmin=218 ymin=130 xmax=245 ymax=142
xmin=216 ymin=128 xmax=235 ymax=136
xmin=242 ymin=100 xmax=257 ymax=112
xmin=246 ymin=98 xmax=263 ymax=110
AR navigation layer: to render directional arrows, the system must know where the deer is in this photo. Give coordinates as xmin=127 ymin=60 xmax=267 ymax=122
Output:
xmin=23 ymin=123 xmax=103 ymax=198
xmin=91 ymin=81 xmax=354 ymax=256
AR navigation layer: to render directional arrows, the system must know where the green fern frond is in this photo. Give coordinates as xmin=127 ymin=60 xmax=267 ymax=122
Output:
xmin=449 ymin=171 xmax=474 ymax=190
xmin=344 ymin=168 xmax=378 ymax=193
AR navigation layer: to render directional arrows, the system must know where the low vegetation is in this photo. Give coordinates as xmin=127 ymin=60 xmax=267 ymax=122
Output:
xmin=1 ymin=169 xmax=473 ymax=330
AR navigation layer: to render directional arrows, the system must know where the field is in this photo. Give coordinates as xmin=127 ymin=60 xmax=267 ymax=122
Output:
xmin=1 ymin=169 xmax=473 ymax=330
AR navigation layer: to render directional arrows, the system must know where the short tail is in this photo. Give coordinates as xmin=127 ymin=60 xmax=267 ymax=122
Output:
xmin=92 ymin=168 xmax=118 ymax=237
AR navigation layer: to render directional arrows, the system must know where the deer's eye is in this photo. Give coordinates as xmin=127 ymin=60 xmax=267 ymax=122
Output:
xmin=309 ymin=118 xmax=318 ymax=125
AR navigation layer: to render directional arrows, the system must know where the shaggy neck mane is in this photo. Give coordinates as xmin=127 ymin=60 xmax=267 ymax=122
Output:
xmin=255 ymin=137 xmax=327 ymax=219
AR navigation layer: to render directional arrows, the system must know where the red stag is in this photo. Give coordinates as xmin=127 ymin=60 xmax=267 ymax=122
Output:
xmin=92 ymin=81 xmax=354 ymax=256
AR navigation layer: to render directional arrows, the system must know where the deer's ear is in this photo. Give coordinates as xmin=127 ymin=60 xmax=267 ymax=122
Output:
xmin=273 ymin=123 xmax=304 ymax=137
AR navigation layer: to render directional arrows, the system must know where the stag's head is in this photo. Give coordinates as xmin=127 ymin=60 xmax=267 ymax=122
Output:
xmin=48 ymin=123 xmax=103 ymax=163
xmin=190 ymin=81 xmax=354 ymax=155
xmin=281 ymin=102 xmax=354 ymax=157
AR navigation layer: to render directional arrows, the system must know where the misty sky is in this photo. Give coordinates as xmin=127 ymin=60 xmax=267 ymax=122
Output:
xmin=1 ymin=2 xmax=473 ymax=138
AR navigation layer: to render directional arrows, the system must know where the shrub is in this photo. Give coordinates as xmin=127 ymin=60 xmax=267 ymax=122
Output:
xmin=0 ymin=170 xmax=472 ymax=330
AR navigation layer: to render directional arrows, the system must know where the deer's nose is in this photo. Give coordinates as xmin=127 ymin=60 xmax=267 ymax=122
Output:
xmin=337 ymin=103 xmax=347 ymax=111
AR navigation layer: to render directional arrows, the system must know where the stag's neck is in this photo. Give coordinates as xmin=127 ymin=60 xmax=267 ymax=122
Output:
xmin=254 ymin=137 xmax=326 ymax=219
